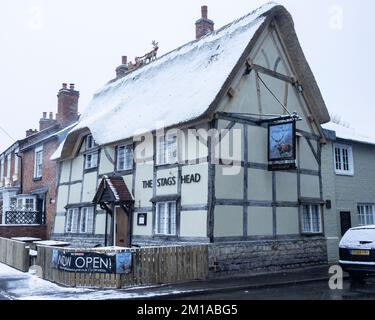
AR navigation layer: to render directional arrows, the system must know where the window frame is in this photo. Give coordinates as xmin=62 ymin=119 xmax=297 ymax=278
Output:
xmin=357 ymin=204 xmax=375 ymax=226
xmin=116 ymin=143 xmax=134 ymax=171
xmin=65 ymin=208 xmax=79 ymax=233
xmin=34 ymin=146 xmax=43 ymax=179
xmin=154 ymin=201 xmax=177 ymax=236
xmin=66 ymin=207 xmax=95 ymax=234
xmin=333 ymin=143 xmax=354 ymax=176
xmin=156 ymin=134 xmax=178 ymax=166
xmin=302 ymin=204 xmax=323 ymax=234
xmin=84 ymin=151 xmax=99 ymax=170
xmin=79 ymin=207 xmax=95 ymax=234
xmin=16 ymin=196 xmax=36 ymax=211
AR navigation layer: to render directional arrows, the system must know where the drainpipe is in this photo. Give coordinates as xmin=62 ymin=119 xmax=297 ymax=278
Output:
xmin=15 ymin=152 xmax=23 ymax=195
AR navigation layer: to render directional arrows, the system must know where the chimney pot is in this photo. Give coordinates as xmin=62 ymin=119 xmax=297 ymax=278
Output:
xmin=69 ymin=83 xmax=75 ymax=90
xmin=49 ymin=112 xmax=53 ymax=119
xmin=201 ymin=5 xmax=208 ymax=19
xmin=62 ymin=83 xmax=67 ymax=89
xmin=122 ymin=56 xmax=128 ymax=65
xmin=43 ymin=112 xmax=47 ymax=119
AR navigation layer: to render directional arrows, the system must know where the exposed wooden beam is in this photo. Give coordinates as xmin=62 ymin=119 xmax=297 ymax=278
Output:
xmin=247 ymin=59 xmax=296 ymax=84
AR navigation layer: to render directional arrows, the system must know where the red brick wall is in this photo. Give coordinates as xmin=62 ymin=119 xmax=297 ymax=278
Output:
xmin=0 ymin=225 xmax=47 ymax=239
xmin=22 ymin=138 xmax=59 ymax=239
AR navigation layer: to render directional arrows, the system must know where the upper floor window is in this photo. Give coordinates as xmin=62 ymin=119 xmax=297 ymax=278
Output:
xmin=34 ymin=146 xmax=43 ymax=178
xmin=155 ymin=201 xmax=177 ymax=236
xmin=117 ymin=144 xmax=133 ymax=171
xmin=302 ymin=204 xmax=322 ymax=234
xmin=157 ymin=134 xmax=178 ymax=165
xmin=86 ymin=134 xmax=97 ymax=150
xmin=84 ymin=135 xmax=98 ymax=170
xmin=0 ymin=158 xmax=4 ymax=182
xmin=16 ymin=196 xmax=36 ymax=211
xmin=358 ymin=204 xmax=375 ymax=226
xmin=334 ymin=144 xmax=354 ymax=176
xmin=6 ymin=154 xmax=11 ymax=178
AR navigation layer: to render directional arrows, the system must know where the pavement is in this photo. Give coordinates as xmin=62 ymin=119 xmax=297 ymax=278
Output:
xmin=0 ymin=263 xmax=341 ymax=300
xmin=126 ymin=264 xmax=338 ymax=300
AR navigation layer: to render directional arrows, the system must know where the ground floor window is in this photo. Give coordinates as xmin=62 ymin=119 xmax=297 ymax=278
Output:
xmin=66 ymin=207 xmax=95 ymax=234
xmin=357 ymin=204 xmax=375 ymax=226
xmin=16 ymin=196 xmax=36 ymax=211
xmin=155 ymin=201 xmax=177 ymax=236
xmin=302 ymin=204 xmax=322 ymax=233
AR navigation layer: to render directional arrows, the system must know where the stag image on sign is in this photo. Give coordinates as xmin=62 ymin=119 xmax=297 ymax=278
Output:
xmin=268 ymin=121 xmax=296 ymax=161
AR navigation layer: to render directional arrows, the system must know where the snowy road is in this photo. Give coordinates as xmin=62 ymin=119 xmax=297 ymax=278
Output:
xmin=0 ymin=263 xmax=186 ymax=300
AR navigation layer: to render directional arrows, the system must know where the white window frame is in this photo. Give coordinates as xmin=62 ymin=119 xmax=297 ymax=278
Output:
xmin=333 ymin=143 xmax=354 ymax=176
xmin=6 ymin=154 xmax=11 ymax=178
xmin=302 ymin=204 xmax=323 ymax=234
xmin=79 ymin=207 xmax=95 ymax=234
xmin=84 ymin=152 xmax=98 ymax=170
xmin=0 ymin=157 xmax=4 ymax=184
xmin=155 ymin=201 xmax=177 ymax=236
xmin=66 ymin=208 xmax=79 ymax=233
xmin=34 ymin=146 xmax=43 ymax=178
xmin=117 ymin=144 xmax=134 ymax=171
xmin=16 ymin=196 xmax=36 ymax=211
xmin=357 ymin=204 xmax=375 ymax=226
xmin=157 ymin=134 xmax=178 ymax=165
xmin=86 ymin=134 xmax=97 ymax=150
xmin=13 ymin=149 xmax=19 ymax=181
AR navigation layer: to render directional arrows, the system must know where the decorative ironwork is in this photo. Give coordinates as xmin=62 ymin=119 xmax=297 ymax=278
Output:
xmin=5 ymin=211 xmax=44 ymax=225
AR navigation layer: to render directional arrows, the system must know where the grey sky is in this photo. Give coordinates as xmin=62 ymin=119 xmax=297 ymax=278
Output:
xmin=0 ymin=0 xmax=373 ymax=151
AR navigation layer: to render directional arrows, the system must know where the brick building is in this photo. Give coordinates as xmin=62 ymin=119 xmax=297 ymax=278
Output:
xmin=0 ymin=84 xmax=80 ymax=239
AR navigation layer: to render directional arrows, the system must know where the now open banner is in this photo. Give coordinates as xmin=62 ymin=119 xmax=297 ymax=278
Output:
xmin=51 ymin=250 xmax=132 ymax=274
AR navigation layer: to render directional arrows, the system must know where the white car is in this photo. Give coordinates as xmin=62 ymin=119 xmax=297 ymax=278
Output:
xmin=339 ymin=225 xmax=375 ymax=280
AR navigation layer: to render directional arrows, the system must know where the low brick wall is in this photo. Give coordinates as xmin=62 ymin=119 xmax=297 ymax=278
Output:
xmin=209 ymin=237 xmax=328 ymax=278
xmin=0 ymin=225 xmax=47 ymax=240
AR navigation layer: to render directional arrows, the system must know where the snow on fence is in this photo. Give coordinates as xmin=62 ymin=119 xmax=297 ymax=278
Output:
xmin=0 ymin=237 xmax=30 ymax=272
xmin=36 ymin=245 xmax=209 ymax=289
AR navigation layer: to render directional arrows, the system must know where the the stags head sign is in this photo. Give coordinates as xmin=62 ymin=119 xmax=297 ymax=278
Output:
xmin=268 ymin=121 xmax=296 ymax=171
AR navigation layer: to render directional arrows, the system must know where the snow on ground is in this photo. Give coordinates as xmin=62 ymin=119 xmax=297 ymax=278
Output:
xmin=0 ymin=263 xmax=189 ymax=300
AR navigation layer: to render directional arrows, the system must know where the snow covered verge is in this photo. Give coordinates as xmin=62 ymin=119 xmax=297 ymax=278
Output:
xmin=0 ymin=263 xmax=189 ymax=300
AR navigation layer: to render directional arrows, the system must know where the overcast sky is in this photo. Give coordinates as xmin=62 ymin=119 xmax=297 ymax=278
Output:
xmin=0 ymin=0 xmax=373 ymax=151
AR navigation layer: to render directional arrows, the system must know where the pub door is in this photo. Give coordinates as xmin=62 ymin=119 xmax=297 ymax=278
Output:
xmin=115 ymin=207 xmax=129 ymax=247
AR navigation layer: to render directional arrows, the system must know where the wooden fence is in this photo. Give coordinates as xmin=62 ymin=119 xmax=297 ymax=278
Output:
xmin=0 ymin=237 xmax=30 ymax=272
xmin=36 ymin=245 xmax=208 ymax=289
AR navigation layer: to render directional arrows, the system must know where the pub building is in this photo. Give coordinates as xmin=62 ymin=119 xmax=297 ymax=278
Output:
xmin=51 ymin=4 xmax=330 ymax=275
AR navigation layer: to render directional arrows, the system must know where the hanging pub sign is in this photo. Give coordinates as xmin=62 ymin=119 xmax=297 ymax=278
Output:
xmin=51 ymin=250 xmax=132 ymax=274
xmin=268 ymin=121 xmax=297 ymax=171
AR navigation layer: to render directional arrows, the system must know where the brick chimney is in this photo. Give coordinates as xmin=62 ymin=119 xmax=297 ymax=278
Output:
xmin=26 ymin=129 xmax=38 ymax=137
xmin=39 ymin=111 xmax=57 ymax=131
xmin=195 ymin=5 xmax=214 ymax=39
xmin=56 ymin=83 xmax=79 ymax=127
xmin=116 ymin=56 xmax=129 ymax=78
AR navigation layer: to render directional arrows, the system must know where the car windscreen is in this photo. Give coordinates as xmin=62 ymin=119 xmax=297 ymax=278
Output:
xmin=340 ymin=228 xmax=375 ymax=247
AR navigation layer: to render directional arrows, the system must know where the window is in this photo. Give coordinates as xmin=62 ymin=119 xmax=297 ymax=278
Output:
xmin=13 ymin=149 xmax=19 ymax=180
xmin=34 ymin=146 xmax=43 ymax=178
xmin=334 ymin=144 xmax=354 ymax=175
xmin=302 ymin=205 xmax=322 ymax=233
xmin=358 ymin=204 xmax=375 ymax=226
xmin=157 ymin=134 xmax=178 ymax=165
xmin=6 ymin=155 xmax=10 ymax=178
xmin=16 ymin=196 xmax=36 ymax=211
xmin=155 ymin=201 xmax=177 ymax=236
xmin=80 ymin=207 xmax=94 ymax=233
xmin=84 ymin=135 xmax=98 ymax=170
xmin=66 ymin=208 xmax=79 ymax=233
xmin=85 ymin=152 xmax=98 ymax=170
xmin=117 ymin=144 xmax=133 ymax=171
xmin=0 ymin=158 xmax=4 ymax=183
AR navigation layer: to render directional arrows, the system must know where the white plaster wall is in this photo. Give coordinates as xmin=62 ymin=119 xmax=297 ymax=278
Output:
xmin=300 ymin=174 xmax=320 ymax=199
xmin=54 ymin=216 xmax=66 ymax=234
xmin=134 ymin=164 xmax=153 ymax=207
xmin=275 ymin=172 xmax=298 ymax=202
xmin=95 ymin=213 xmax=106 ymax=235
xmin=215 ymin=166 xmax=244 ymax=200
xmin=299 ymin=137 xmax=319 ymax=171
xmin=214 ymin=206 xmax=243 ymax=237
xmin=181 ymin=164 xmax=208 ymax=205
xmin=59 ymin=161 xmax=71 ymax=184
xmin=71 ymin=155 xmax=84 ymax=181
xmin=123 ymin=175 xmax=133 ymax=196
xmin=68 ymin=183 xmax=82 ymax=204
xmin=56 ymin=185 xmax=69 ymax=213
xmin=99 ymin=147 xmax=115 ymax=174
xmin=248 ymin=126 xmax=268 ymax=164
xmin=276 ymin=207 xmax=299 ymax=235
xmin=248 ymin=168 xmax=272 ymax=201
xmin=180 ymin=210 xmax=207 ymax=237
xmin=81 ymin=172 xmax=98 ymax=203
xmin=248 ymin=207 xmax=273 ymax=236
xmin=133 ymin=212 xmax=153 ymax=236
